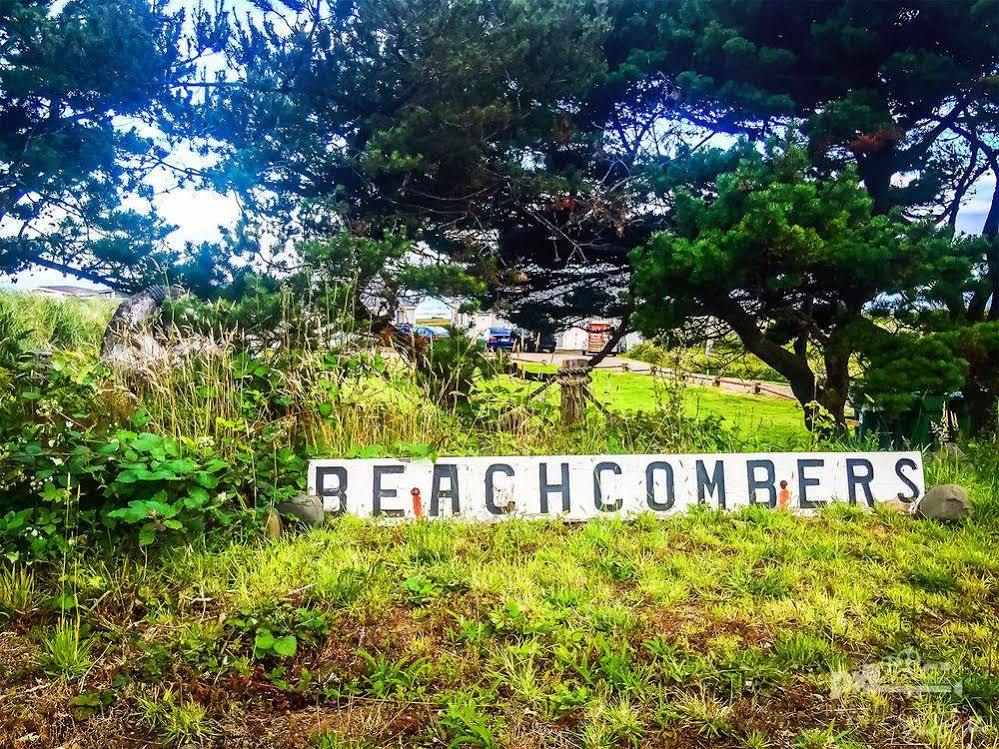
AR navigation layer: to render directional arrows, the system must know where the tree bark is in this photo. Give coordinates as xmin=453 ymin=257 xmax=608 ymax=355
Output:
xmin=856 ymin=150 xmax=897 ymax=215
xmin=728 ymin=321 xmax=821 ymax=429
xmin=982 ymin=166 xmax=999 ymax=321
xmin=819 ymin=339 xmax=852 ymax=429
xmin=708 ymin=297 xmax=855 ymax=431
xmin=966 ymin=355 xmax=999 ymax=436
xmin=32 ymin=257 xmax=137 ymax=292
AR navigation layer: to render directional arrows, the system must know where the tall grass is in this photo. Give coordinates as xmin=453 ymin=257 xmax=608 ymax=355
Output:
xmin=0 ymin=291 xmax=116 ymax=351
xmin=108 ymin=335 xmax=738 ymax=466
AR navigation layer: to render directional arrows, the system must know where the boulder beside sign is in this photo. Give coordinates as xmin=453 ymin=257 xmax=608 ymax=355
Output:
xmin=308 ymin=452 xmax=924 ymax=521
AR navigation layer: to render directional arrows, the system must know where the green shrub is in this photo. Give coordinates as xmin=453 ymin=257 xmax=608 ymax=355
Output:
xmin=413 ymin=330 xmax=490 ymax=407
xmin=137 ymin=687 xmax=218 ymax=746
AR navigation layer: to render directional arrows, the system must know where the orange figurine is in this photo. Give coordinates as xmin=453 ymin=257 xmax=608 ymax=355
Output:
xmin=778 ymin=480 xmax=792 ymax=510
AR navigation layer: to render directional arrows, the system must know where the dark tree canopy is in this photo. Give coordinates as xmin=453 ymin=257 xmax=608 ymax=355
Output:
xmin=646 ymin=0 xmax=999 ymax=215
xmin=0 ymin=0 xmax=220 ymax=290
xmin=631 ymin=144 xmax=949 ymax=427
xmin=3 ymin=0 xmax=998 ymax=430
xmin=199 ymin=0 xmax=998 ymax=327
xmin=198 ymin=0 xmax=690 ymax=331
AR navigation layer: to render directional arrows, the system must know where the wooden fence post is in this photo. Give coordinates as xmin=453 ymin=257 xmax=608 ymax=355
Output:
xmin=558 ymin=358 xmax=591 ymax=427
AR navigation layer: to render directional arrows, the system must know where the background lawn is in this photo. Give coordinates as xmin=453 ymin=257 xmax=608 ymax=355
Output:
xmin=589 ymin=370 xmax=808 ymax=447
xmin=510 ymin=366 xmax=809 ymax=448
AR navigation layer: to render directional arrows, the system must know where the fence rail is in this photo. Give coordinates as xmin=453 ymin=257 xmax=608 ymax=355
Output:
xmin=519 ymin=358 xmax=798 ymax=401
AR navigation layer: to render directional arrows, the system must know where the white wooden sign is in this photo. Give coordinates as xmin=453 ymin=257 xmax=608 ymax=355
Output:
xmin=308 ymin=452 xmax=924 ymax=520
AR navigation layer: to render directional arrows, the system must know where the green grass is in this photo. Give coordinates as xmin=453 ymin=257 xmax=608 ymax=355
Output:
xmin=1 ymin=301 xmax=996 ymax=748
xmin=3 ymin=476 xmax=997 ymax=746
xmin=506 ymin=366 xmax=808 ymax=447
xmin=590 ymin=369 xmax=807 ymax=445
xmin=0 ymin=290 xmax=116 ymax=351
xmin=40 ymin=622 xmax=92 ymax=680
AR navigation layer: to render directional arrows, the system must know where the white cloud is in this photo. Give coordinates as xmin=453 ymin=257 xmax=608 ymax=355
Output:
xmin=156 ymin=189 xmax=240 ymax=247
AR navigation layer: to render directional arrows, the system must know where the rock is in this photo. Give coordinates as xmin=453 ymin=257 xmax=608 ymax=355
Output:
xmin=264 ymin=510 xmax=282 ymax=540
xmin=916 ymin=484 xmax=972 ymax=522
xmin=277 ymin=494 xmax=325 ymax=527
xmin=100 ymin=285 xmax=184 ymax=364
xmin=879 ymin=498 xmax=914 ymax=514
xmin=100 ymin=285 xmax=226 ymax=371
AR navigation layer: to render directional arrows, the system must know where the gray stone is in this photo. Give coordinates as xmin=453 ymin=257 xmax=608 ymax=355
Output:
xmin=916 ymin=484 xmax=972 ymax=522
xmin=100 ymin=285 xmax=184 ymax=364
xmin=277 ymin=494 xmax=325 ymax=527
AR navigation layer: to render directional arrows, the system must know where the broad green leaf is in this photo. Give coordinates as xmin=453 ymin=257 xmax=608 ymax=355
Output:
xmin=273 ymin=635 xmax=297 ymax=657
xmin=129 ymin=432 xmax=162 ymax=453
xmin=165 ymin=458 xmax=198 ymax=474
xmin=254 ymin=630 xmax=275 ymax=654
xmin=138 ymin=524 xmax=157 ymax=546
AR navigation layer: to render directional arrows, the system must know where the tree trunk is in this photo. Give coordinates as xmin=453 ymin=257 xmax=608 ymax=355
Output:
xmin=984 ymin=179 xmax=999 ymax=321
xmin=719 ymin=308 xmax=820 ymax=429
xmin=965 ymin=356 xmax=998 ymax=436
xmin=856 ymin=150 xmax=896 ymax=215
xmin=961 ymin=164 xmax=999 ymax=435
xmin=818 ymin=341 xmax=851 ymax=430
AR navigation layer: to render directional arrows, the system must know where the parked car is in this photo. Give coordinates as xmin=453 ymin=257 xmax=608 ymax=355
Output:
xmin=484 ymin=327 xmax=516 ymax=350
xmin=399 ymin=323 xmax=450 ymax=340
xmin=520 ymin=330 xmax=557 ymax=353
xmin=415 ymin=325 xmax=450 ymax=340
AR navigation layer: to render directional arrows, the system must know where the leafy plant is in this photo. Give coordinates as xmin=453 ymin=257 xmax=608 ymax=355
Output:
xmin=440 ymin=695 xmax=503 ymax=749
xmin=104 ymin=431 xmax=233 ymax=546
xmin=253 ymin=629 xmax=298 ymax=658
xmin=0 ymin=565 xmax=36 ymax=614
xmin=413 ymin=332 xmax=490 ymax=408
xmin=358 ymin=650 xmax=432 ymax=700
xmin=402 ymin=575 xmax=440 ymax=606
xmin=137 ymin=687 xmax=218 ymax=746
xmin=227 ymin=606 xmax=326 ymax=661
xmin=41 ymin=623 xmax=92 ymax=679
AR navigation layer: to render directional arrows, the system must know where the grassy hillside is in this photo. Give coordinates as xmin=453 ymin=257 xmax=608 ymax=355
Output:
xmin=3 ymin=455 xmax=997 ymax=748
xmin=0 ymin=291 xmax=116 ymax=350
xmin=0 ymin=296 xmax=996 ymax=748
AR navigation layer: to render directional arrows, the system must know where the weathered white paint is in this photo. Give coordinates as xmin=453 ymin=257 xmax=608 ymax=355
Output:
xmin=308 ymin=452 xmax=924 ymax=520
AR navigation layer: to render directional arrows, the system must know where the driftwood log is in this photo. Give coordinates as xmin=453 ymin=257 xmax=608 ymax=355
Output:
xmin=100 ymin=285 xmax=187 ymax=368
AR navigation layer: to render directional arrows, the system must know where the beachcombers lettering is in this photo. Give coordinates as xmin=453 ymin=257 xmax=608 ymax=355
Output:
xmin=308 ymin=452 xmax=924 ymax=520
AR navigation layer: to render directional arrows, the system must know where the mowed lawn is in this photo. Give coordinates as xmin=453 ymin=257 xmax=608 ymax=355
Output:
xmin=589 ymin=370 xmax=807 ymax=446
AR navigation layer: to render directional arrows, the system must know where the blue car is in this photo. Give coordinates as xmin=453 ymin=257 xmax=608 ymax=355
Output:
xmin=485 ymin=327 xmax=516 ymax=350
xmin=405 ymin=324 xmax=449 ymax=340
